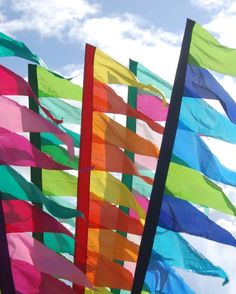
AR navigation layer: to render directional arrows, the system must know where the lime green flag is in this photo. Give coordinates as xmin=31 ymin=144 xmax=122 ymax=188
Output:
xmin=37 ymin=66 xmax=82 ymax=100
xmin=189 ymin=23 xmax=236 ymax=76
xmin=166 ymin=162 xmax=236 ymax=216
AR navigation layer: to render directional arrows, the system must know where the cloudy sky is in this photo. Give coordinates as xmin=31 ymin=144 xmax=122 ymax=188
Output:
xmin=1 ymin=0 xmax=236 ymax=293
xmin=0 ymin=0 xmax=235 ymax=84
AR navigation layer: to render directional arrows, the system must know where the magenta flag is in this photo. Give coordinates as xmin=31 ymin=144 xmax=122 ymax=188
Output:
xmin=0 ymin=127 xmax=69 ymax=169
xmin=137 ymin=93 xmax=168 ymax=121
xmin=11 ymin=259 xmax=76 ymax=294
xmin=0 ymin=64 xmax=62 ymax=124
xmin=3 ymin=200 xmax=72 ymax=236
xmin=7 ymin=233 xmax=92 ymax=288
xmin=0 ymin=95 xmax=73 ymax=158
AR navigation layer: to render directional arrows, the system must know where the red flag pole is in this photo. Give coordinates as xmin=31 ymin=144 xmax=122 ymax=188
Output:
xmin=74 ymin=44 xmax=95 ymax=293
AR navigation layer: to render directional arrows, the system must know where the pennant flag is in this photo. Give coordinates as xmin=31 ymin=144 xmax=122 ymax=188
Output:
xmin=92 ymin=112 xmax=159 ymax=157
xmin=173 ymin=128 xmax=236 ymax=187
xmin=0 ymin=127 xmax=70 ymax=169
xmin=132 ymin=19 xmax=236 ymax=293
xmin=87 ymin=229 xmax=139 ymax=262
xmin=184 ymin=64 xmax=236 ymax=123
xmin=93 ymin=79 xmax=165 ymax=133
xmin=153 ymin=228 xmax=228 ymax=284
xmin=0 ymin=31 xmax=44 ymax=65
xmin=74 ymin=44 xmax=164 ymax=293
xmin=180 ymin=97 xmax=236 ymax=144
xmin=0 ymin=95 xmax=74 ymax=157
xmin=12 ymin=259 xmax=76 ymax=294
xmin=159 ymin=195 xmax=236 ymax=248
xmin=3 ymin=200 xmax=72 ymax=236
xmin=7 ymin=233 xmax=92 ymax=288
xmin=145 ymin=253 xmax=195 ymax=294
xmin=188 ymin=22 xmax=236 ymax=76
xmin=40 ymin=97 xmax=82 ymax=125
xmin=87 ymin=252 xmax=133 ymax=289
xmin=89 ymin=199 xmax=143 ymax=234
xmin=0 ymin=165 xmax=83 ymax=219
xmin=36 ymin=65 xmax=82 ymax=100
xmin=0 ymin=64 xmax=62 ymax=123
xmin=94 ymin=48 xmax=166 ymax=101
xmin=42 ymin=169 xmax=146 ymax=220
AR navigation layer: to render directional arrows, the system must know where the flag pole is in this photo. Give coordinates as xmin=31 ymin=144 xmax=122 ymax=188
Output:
xmin=131 ymin=18 xmax=195 ymax=293
xmin=111 ymin=59 xmax=138 ymax=294
xmin=0 ymin=192 xmax=15 ymax=294
xmin=28 ymin=64 xmax=44 ymax=244
xmin=74 ymin=44 xmax=95 ymax=294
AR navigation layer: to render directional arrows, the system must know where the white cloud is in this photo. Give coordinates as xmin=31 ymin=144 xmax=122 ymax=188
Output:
xmin=75 ymin=14 xmax=181 ymax=83
xmin=0 ymin=0 xmax=99 ymax=38
xmin=191 ymin=0 xmax=231 ymax=11
xmin=0 ymin=0 xmax=182 ymax=83
xmin=202 ymin=2 xmax=236 ymax=47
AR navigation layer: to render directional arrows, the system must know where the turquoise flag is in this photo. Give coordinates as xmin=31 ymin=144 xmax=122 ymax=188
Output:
xmin=154 ymin=227 xmax=228 ymax=285
xmin=0 ymin=165 xmax=82 ymax=219
xmin=0 ymin=32 xmax=44 ymax=65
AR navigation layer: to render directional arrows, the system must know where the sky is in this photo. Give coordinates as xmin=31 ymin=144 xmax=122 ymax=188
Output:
xmin=1 ymin=0 xmax=236 ymax=293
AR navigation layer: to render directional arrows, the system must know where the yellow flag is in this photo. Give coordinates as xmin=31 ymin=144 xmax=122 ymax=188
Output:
xmin=90 ymin=171 xmax=146 ymax=220
xmin=94 ymin=48 xmax=166 ymax=102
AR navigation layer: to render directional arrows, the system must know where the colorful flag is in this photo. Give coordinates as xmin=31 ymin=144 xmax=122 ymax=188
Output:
xmin=133 ymin=19 xmax=236 ymax=293
xmin=74 ymin=44 xmax=165 ymax=293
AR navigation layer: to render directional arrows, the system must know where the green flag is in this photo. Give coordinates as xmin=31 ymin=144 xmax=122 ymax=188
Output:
xmin=37 ymin=66 xmax=82 ymax=100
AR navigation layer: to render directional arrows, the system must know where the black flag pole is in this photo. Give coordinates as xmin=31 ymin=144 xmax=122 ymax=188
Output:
xmin=0 ymin=192 xmax=15 ymax=294
xmin=131 ymin=18 xmax=195 ymax=294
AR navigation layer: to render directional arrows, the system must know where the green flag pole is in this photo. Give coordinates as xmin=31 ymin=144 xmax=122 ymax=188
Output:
xmin=28 ymin=64 xmax=44 ymax=244
xmin=0 ymin=192 xmax=15 ymax=294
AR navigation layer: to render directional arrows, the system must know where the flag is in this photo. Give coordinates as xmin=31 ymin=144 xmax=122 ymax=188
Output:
xmin=133 ymin=18 xmax=236 ymax=293
xmin=74 ymin=44 xmax=165 ymax=293
xmin=0 ymin=31 xmax=44 ymax=65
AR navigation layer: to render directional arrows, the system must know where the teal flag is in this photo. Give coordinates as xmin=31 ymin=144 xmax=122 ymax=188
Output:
xmin=0 ymin=165 xmax=82 ymax=219
xmin=0 ymin=32 xmax=44 ymax=65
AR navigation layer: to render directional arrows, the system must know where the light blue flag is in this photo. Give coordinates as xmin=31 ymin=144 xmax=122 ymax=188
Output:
xmin=180 ymin=97 xmax=236 ymax=144
xmin=39 ymin=97 xmax=81 ymax=125
xmin=173 ymin=128 xmax=236 ymax=187
xmin=144 ymin=251 xmax=195 ymax=294
xmin=153 ymin=227 xmax=229 ymax=285
xmin=137 ymin=63 xmax=172 ymax=100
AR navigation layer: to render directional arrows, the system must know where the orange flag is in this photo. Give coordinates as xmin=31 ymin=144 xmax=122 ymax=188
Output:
xmin=89 ymin=199 xmax=143 ymax=235
xmin=93 ymin=79 xmax=164 ymax=134
xmin=91 ymin=142 xmax=154 ymax=184
xmin=92 ymin=111 xmax=159 ymax=157
xmin=87 ymin=252 xmax=133 ymax=290
xmin=88 ymin=229 xmax=139 ymax=262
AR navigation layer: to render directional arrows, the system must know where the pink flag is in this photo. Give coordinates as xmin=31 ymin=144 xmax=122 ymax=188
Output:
xmin=0 ymin=127 xmax=69 ymax=169
xmin=7 ymin=233 xmax=92 ymax=288
xmin=137 ymin=93 xmax=169 ymax=121
xmin=3 ymin=200 xmax=72 ymax=236
xmin=0 ymin=64 xmax=62 ymax=124
xmin=11 ymin=259 xmax=76 ymax=294
xmin=0 ymin=95 xmax=73 ymax=158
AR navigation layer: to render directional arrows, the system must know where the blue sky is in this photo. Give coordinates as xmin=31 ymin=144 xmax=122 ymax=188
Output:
xmin=0 ymin=0 xmax=231 ymax=83
xmin=1 ymin=0 xmax=236 ymax=293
